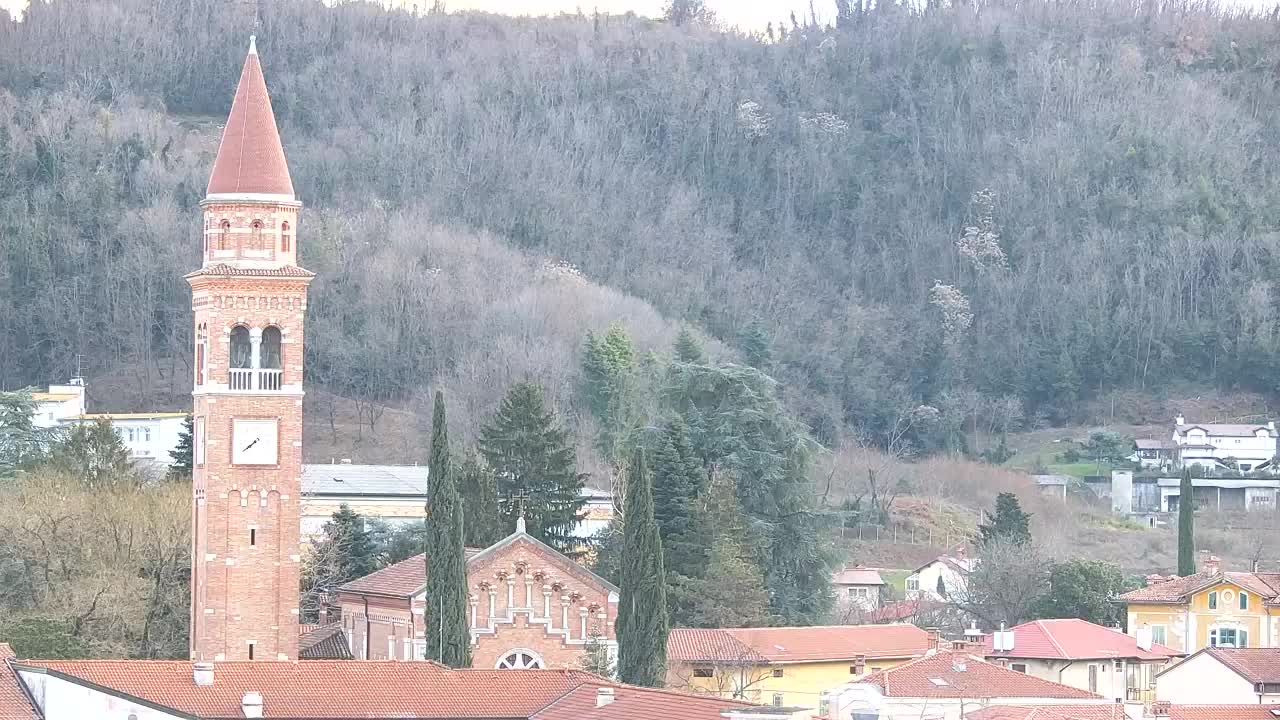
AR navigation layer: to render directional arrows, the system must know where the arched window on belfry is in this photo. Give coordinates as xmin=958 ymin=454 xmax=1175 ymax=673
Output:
xmin=230 ymin=325 xmax=252 ymax=369
xmin=219 ymin=220 xmax=231 ymax=250
xmin=260 ymin=326 xmax=282 ymax=369
xmin=281 ymin=221 xmax=291 ymax=253
xmin=251 ymin=220 xmax=264 ymax=251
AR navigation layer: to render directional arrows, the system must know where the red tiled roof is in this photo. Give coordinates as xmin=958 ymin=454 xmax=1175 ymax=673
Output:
xmin=832 ymin=566 xmax=885 ymax=586
xmin=1170 ymin=706 xmax=1280 ymax=720
xmin=337 ymin=548 xmax=482 ymax=598
xmin=1119 ymin=571 xmax=1280 ymax=604
xmin=1201 ymin=647 xmax=1280 ymax=684
xmin=965 ymin=706 xmax=1127 ymax=720
xmin=866 ymin=598 xmax=943 ymax=624
xmin=186 ymin=264 xmax=315 ymax=279
xmin=667 ymin=629 xmax=769 ymax=665
xmin=669 ymin=624 xmax=930 ymax=664
xmin=532 ymin=683 xmax=754 ymax=720
xmin=16 ymin=659 xmax=604 ymax=719
xmin=207 ymin=38 xmax=294 ymax=197
xmin=859 ymin=651 xmax=1100 ymax=699
xmin=0 ymin=645 xmax=37 ymax=720
xmin=982 ymin=619 xmax=1181 ymax=661
xmin=298 ymin=623 xmax=352 ymax=660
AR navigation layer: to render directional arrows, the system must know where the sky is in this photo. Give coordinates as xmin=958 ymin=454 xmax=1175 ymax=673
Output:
xmin=1 ymin=0 xmax=833 ymax=30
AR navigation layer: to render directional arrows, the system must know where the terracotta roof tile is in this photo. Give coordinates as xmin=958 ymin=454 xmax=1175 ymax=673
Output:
xmin=532 ymin=683 xmax=754 ymax=720
xmin=337 ymin=548 xmax=481 ymax=598
xmin=1170 ymin=705 xmax=1280 ymax=720
xmin=982 ymin=619 xmax=1181 ymax=660
xmin=669 ymin=624 xmax=930 ymax=665
xmin=207 ymin=39 xmax=294 ymax=197
xmin=964 ymin=705 xmax=1128 ymax=720
xmin=859 ymin=651 xmax=1100 ymax=699
xmin=15 ymin=659 xmax=604 ymax=719
xmin=832 ymin=567 xmax=886 ymax=586
xmin=298 ymin=624 xmax=352 ymax=660
xmin=186 ymin=264 xmax=315 ymax=279
xmin=1119 ymin=571 xmax=1280 ymax=604
xmin=1203 ymin=647 xmax=1280 ymax=684
xmin=0 ymin=645 xmax=37 ymax=720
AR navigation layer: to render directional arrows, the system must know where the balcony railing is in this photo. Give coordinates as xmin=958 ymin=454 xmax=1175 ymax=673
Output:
xmin=228 ymin=368 xmax=283 ymax=392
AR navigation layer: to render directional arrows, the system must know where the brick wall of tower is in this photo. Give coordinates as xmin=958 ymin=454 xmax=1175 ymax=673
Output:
xmin=200 ymin=200 xmax=300 ymax=267
xmin=189 ymin=266 xmax=310 ymax=662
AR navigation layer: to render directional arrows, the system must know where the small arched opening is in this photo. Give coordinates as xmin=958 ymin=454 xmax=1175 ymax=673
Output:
xmin=219 ymin=220 xmax=231 ymax=250
xmin=281 ymin=221 xmax=291 ymax=253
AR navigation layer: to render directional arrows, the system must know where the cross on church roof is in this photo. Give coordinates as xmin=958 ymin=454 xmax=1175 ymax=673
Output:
xmin=513 ymin=488 xmax=529 ymax=534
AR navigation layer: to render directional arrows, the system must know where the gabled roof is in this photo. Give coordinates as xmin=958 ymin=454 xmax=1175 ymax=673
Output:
xmin=337 ymin=527 xmax=618 ymax=599
xmin=336 ymin=547 xmax=482 ymax=597
xmin=206 ymin=37 xmax=294 ymax=198
xmin=1184 ymin=647 xmax=1280 ymax=685
xmin=301 ymin=463 xmax=428 ymax=498
xmin=531 ymin=682 xmax=753 ymax=720
xmin=859 ymin=651 xmax=1100 ymax=699
xmin=298 ymin=623 xmax=352 ymax=660
xmin=668 ymin=624 xmax=931 ymax=665
xmin=965 ymin=706 xmax=1127 ymax=720
xmin=1119 ymin=571 xmax=1280 ymax=604
xmin=911 ymin=554 xmax=977 ymax=576
xmin=1169 ymin=706 xmax=1280 ymax=720
xmin=0 ymin=645 xmax=38 ymax=720
xmin=832 ymin=566 xmax=885 ymax=586
xmin=1176 ymin=423 xmax=1275 ymax=438
xmin=981 ymin=619 xmax=1181 ymax=661
xmin=15 ymin=660 xmax=595 ymax=719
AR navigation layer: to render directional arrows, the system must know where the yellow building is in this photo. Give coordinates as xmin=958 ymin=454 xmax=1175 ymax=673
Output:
xmin=1119 ymin=557 xmax=1280 ymax=653
xmin=665 ymin=624 xmax=933 ymax=709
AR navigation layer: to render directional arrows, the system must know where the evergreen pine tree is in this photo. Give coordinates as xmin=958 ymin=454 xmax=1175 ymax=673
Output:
xmin=580 ymin=324 xmax=636 ymax=460
xmin=167 ymin=415 xmax=194 ymax=481
xmin=1178 ymin=467 xmax=1196 ymax=576
xmin=479 ymin=382 xmax=585 ymax=551
xmin=46 ymin=419 xmax=138 ymax=490
xmin=616 ymin=447 xmax=669 ymax=687
xmin=738 ymin=322 xmax=772 ymax=369
xmin=423 ymin=391 xmax=471 ymax=667
xmin=650 ymin=418 xmax=707 ymax=582
xmin=977 ymin=492 xmax=1032 ymax=547
xmin=458 ymin=450 xmax=504 ymax=548
xmin=672 ymin=327 xmax=706 ymax=364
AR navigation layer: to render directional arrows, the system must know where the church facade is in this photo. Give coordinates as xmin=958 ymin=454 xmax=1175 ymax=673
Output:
xmin=188 ymin=37 xmax=311 ymax=662
xmin=335 ymin=522 xmax=619 ymax=670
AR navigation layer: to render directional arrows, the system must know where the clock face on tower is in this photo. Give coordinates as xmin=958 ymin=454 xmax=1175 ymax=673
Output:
xmin=232 ymin=418 xmax=279 ymax=466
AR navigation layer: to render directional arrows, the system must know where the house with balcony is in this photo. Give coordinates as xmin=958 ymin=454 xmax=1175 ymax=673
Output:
xmin=1118 ymin=556 xmax=1280 ymax=654
xmin=1170 ymin=415 xmax=1278 ymax=472
xmin=980 ymin=619 xmax=1182 ymax=703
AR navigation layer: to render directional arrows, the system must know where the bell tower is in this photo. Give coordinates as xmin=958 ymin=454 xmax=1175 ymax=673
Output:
xmin=188 ymin=36 xmax=312 ymax=662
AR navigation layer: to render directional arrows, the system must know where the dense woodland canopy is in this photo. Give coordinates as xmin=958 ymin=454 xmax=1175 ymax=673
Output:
xmin=4 ymin=0 xmax=1280 ymax=459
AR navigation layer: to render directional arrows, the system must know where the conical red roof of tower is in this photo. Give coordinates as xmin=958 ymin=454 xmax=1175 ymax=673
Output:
xmin=206 ymin=37 xmax=294 ymax=197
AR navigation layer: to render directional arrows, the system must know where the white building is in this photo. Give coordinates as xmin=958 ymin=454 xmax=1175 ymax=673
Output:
xmin=1172 ymin=415 xmax=1278 ymax=472
xmin=29 ymin=380 xmax=87 ymax=428
xmin=906 ymin=549 xmax=975 ymax=601
xmin=67 ymin=412 xmax=188 ymax=467
xmin=832 ymin=565 xmax=887 ymax=610
xmin=1155 ymin=647 xmax=1280 ymax=705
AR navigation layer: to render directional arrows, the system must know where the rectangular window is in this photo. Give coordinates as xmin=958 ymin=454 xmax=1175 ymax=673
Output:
xmin=194 ymin=417 xmax=206 ymax=467
xmin=1088 ymin=665 xmax=1098 ymax=693
xmin=819 ymin=699 xmax=830 ymax=717
xmin=1151 ymin=625 xmax=1167 ymax=646
xmin=1209 ymin=592 xmax=1218 ymax=610
xmin=1210 ymin=627 xmax=1244 ymax=648
xmin=693 ymin=667 xmax=714 ymax=678
xmin=771 ymin=667 xmax=784 ymax=678
xmin=771 ymin=694 xmax=784 ymax=707
xmin=248 ymin=642 xmax=255 ymax=660
xmin=906 ymin=577 xmax=919 ymax=592
xmin=1241 ymin=592 xmax=1249 ymax=610
xmin=1011 ymin=663 xmax=1027 ymax=673
xmin=143 ymin=427 xmax=151 ymax=442
xmin=870 ymin=666 xmax=883 ymax=673
xmin=250 ymin=529 xmax=256 ymax=547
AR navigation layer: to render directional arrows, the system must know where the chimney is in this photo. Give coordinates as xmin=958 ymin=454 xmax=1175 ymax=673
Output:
xmin=242 ymin=691 xmax=264 ymax=719
xmin=595 ymin=687 xmax=615 ymax=708
xmin=1203 ymin=555 xmax=1222 ymax=576
xmin=318 ymin=595 xmax=330 ymax=625
xmin=1176 ymin=414 xmax=1185 ymax=426
xmin=193 ymin=662 xmax=214 ymax=687
xmin=952 ymin=657 xmax=967 ymax=672
xmin=926 ymin=627 xmax=940 ymax=652
xmin=1151 ymin=701 xmax=1171 ymax=718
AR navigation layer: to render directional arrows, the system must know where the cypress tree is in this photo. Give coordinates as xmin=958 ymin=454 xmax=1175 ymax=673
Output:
xmin=616 ymin=447 xmax=669 ymax=687
xmin=479 ymin=382 xmax=585 ymax=551
xmin=1178 ymin=467 xmax=1196 ymax=576
xmin=423 ymin=391 xmax=471 ymax=667
xmin=458 ymin=451 xmax=504 ymax=548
